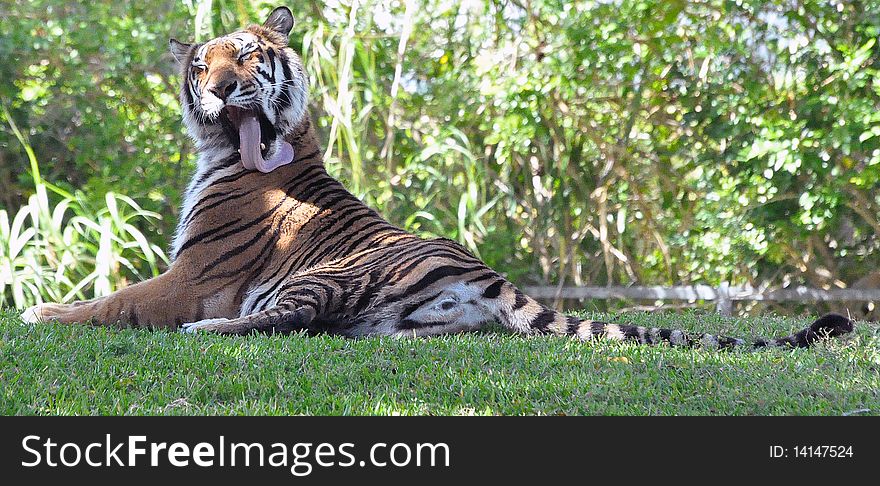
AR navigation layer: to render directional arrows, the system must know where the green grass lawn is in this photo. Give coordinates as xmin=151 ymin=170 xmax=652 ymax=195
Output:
xmin=1 ymin=309 xmax=878 ymax=415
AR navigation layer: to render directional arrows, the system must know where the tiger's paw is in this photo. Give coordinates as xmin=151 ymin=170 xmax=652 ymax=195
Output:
xmin=21 ymin=303 xmax=57 ymax=324
xmin=180 ymin=318 xmax=230 ymax=334
xmin=21 ymin=305 xmax=44 ymax=323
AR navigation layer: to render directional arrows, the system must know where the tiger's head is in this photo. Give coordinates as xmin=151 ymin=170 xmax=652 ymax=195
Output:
xmin=169 ymin=6 xmax=307 ymax=172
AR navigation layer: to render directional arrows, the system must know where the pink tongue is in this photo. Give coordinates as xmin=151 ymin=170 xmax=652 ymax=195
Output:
xmin=239 ymin=113 xmax=295 ymax=173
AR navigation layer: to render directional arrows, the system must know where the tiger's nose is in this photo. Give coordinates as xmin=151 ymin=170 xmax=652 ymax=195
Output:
xmin=209 ymin=78 xmax=237 ymax=101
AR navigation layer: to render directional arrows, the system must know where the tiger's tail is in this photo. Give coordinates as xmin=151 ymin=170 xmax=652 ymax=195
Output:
xmin=492 ymin=283 xmax=854 ymax=349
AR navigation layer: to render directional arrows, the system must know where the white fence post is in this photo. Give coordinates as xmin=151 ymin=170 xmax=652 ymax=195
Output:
xmin=715 ymin=281 xmax=732 ymax=316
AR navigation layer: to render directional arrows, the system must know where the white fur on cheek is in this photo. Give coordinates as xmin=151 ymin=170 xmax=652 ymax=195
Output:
xmin=201 ymin=90 xmax=224 ymax=118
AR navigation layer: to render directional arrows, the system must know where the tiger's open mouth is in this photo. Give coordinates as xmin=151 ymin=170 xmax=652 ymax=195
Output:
xmin=220 ymin=105 xmax=294 ymax=172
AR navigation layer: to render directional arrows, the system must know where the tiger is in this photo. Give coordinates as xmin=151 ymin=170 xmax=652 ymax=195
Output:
xmin=21 ymin=6 xmax=854 ymax=349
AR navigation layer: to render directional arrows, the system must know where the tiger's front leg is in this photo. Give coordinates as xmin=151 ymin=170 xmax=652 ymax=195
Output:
xmin=180 ymin=267 xmax=354 ymax=335
xmin=179 ymin=305 xmax=315 ymax=335
xmin=180 ymin=281 xmax=328 ymax=335
xmin=20 ymin=269 xmax=219 ymax=330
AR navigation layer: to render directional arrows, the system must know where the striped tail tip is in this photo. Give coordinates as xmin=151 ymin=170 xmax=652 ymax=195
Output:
xmin=805 ymin=313 xmax=854 ymax=342
xmin=756 ymin=313 xmax=855 ymax=348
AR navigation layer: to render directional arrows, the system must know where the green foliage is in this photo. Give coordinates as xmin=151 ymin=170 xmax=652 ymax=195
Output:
xmin=0 ymin=183 xmax=168 ymax=307
xmin=1 ymin=0 xmax=879 ymax=312
xmin=0 ymin=103 xmax=167 ymax=307
xmin=1 ymin=309 xmax=877 ymax=414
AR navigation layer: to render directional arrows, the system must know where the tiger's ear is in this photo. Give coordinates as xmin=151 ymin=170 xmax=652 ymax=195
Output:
xmin=263 ymin=6 xmax=294 ymax=40
xmin=169 ymin=38 xmax=193 ymax=64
